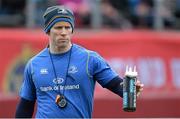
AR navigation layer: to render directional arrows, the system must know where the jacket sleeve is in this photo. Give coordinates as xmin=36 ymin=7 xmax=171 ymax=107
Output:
xmin=15 ymin=98 xmax=35 ymax=118
xmin=104 ymin=76 xmax=124 ymax=98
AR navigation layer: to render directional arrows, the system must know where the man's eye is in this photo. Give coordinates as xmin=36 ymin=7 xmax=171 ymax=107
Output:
xmin=65 ymin=26 xmax=70 ymax=29
xmin=56 ymin=26 xmax=63 ymax=29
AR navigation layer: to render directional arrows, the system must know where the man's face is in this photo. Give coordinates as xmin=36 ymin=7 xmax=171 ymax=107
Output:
xmin=48 ymin=21 xmax=73 ymax=49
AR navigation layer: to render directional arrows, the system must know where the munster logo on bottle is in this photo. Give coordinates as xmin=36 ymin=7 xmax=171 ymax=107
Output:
xmin=123 ymin=66 xmax=137 ymax=112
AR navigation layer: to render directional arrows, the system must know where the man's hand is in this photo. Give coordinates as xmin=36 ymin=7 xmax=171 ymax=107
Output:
xmin=135 ymin=80 xmax=144 ymax=97
xmin=124 ymin=66 xmax=144 ymax=97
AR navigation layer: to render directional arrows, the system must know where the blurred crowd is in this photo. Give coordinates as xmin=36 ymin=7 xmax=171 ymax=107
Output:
xmin=0 ymin=0 xmax=180 ymax=30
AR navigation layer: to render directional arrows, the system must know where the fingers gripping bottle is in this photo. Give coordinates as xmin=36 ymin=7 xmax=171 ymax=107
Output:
xmin=123 ymin=66 xmax=138 ymax=112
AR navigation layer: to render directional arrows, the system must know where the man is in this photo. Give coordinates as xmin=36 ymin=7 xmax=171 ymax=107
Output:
xmin=15 ymin=5 xmax=144 ymax=118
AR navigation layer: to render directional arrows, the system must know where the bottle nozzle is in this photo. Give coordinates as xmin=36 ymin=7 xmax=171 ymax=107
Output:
xmin=125 ymin=65 xmax=138 ymax=77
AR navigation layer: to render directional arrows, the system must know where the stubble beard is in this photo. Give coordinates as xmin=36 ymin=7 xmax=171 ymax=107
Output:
xmin=53 ymin=40 xmax=71 ymax=53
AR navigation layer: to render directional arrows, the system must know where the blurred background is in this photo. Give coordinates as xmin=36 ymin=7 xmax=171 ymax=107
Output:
xmin=0 ymin=0 xmax=180 ymax=118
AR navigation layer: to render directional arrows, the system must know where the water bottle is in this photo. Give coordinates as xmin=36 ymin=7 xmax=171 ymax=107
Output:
xmin=123 ymin=66 xmax=137 ymax=112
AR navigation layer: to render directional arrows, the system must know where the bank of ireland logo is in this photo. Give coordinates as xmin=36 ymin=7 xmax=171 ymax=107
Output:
xmin=53 ymin=77 xmax=64 ymax=84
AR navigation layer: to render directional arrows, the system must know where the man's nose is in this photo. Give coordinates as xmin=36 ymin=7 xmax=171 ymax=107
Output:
xmin=61 ymin=27 xmax=67 ymax=35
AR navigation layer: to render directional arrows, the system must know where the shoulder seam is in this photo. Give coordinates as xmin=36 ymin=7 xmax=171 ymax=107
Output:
xmin=85 ymin=50 xmax=93 ymax=78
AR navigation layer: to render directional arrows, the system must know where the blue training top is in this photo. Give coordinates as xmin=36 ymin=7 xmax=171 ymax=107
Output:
xmin=20 ymin=44 xmax=118 ymax=118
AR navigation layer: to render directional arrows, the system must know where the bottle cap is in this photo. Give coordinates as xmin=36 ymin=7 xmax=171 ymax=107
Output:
xmin=125 ymin=66 xmax=138 ymax=77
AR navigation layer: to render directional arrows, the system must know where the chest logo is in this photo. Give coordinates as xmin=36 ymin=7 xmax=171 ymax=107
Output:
xmin=53 ymin=77 xmax=64 ymax=84
xmin=40 ymin=68 xmax=48 ymax=74
xmin=68 ymin=65 xmax=78 ymax=74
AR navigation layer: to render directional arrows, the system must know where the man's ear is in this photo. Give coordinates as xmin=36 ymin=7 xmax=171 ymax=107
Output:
xmin=47 ymin=31 xmax=50 ymax=35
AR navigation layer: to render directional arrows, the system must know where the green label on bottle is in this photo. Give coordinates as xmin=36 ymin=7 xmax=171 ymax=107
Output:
xmin=130 ymin=79 xmax=134 ymax=93
xmin=123 ymin=92 xmax=128 ymax=107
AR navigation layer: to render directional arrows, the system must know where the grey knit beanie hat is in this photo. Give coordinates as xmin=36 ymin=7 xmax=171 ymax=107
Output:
xmin=43 ymin=5 xmax=75 ymax=33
